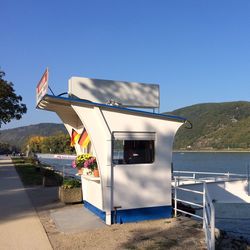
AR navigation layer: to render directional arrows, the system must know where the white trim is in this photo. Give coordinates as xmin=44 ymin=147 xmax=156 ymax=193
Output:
xmin=113 ymin=132 xmax=156 ymax=140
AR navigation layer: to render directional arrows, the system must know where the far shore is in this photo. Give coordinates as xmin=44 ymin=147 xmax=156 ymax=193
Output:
xmin=174 ymin=149 xmax=250 ymax=153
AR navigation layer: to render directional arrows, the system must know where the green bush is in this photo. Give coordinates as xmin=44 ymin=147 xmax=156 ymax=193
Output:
xmin=62 ymin=178 xmax=81 ymax=189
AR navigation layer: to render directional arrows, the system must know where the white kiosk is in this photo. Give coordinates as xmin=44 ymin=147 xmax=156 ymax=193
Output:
xmin=36 ymin=70 xmax=188 ymax=225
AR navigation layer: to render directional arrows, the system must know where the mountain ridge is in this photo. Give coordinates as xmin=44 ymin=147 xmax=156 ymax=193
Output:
xmin=169 ymin=101 xmax=250 ymax=150
xmin=0 ymin=123 xmax=67 ymax=149
xmin=1 ymin=101 xmax=250 ymax=151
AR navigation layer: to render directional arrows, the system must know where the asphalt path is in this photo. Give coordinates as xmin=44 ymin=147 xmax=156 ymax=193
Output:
xmin=0 ymin=155 xmax=52 ymax=250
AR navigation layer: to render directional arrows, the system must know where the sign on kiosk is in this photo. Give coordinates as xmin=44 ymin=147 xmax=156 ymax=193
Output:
xmin=36 ymin=68 xmax=49 ymax=105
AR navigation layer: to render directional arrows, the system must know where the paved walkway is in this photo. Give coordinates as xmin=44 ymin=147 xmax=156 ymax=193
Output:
xmin=0 ymin=155 xmax=52 ymax=250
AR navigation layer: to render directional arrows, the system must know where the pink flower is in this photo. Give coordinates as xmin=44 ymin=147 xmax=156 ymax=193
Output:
xmin=83 ymin=157 xmax=97 ymax=170
xmin=72 ymin=160 xmax=76 ymax=168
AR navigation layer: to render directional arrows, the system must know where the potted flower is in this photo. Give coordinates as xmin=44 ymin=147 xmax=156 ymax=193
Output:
xmin=72 ymin=159 xmax=82 ymax=175
xmin=84 ymin=156 xmax=99 ymax=177
xmin=72 ymin=153 xmax=92 ymax=175
xmin=59 ymin=178 xmax=82 ymax=204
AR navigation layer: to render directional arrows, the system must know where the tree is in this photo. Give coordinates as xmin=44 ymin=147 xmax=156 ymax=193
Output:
xmin=25 ymin=133 xmax=74 ymax=154
xmin=40 ymin=133 xmax=73 ymax=154
xmin=0 ymin=70 xmax=27 ymax=127
xmin=26 ymin=136 xmax=45 ymax=153
xmin=0 ymin=142 xmax=12 ymax=154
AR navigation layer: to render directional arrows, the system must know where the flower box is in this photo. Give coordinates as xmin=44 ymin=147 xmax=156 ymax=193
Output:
xmin=59 ymin=186 xmax=83 ymax=204
xmin=59 ymin=178 xmax=83 ymax=204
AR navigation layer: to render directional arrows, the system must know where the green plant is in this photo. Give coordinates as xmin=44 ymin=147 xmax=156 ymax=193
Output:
xmin=62 ymin=178 xmax=81 ymax=189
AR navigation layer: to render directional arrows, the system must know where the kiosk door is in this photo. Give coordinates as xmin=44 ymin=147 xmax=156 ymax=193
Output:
xmin=112 ymin=132 xmax=155 ymax=210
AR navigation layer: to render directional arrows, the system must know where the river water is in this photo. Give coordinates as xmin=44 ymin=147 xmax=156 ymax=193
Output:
xmin=173 ymin=151 xmax=250 ymax=174
xmin=38 ymin=151 xmax=250 ymax=175
xmin=37 ymin=152 xmax=250 ymax=240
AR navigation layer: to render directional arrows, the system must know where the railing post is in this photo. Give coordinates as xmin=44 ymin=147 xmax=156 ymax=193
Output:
xmin=247 ymin=164 xmax=250 ymax=196
xmin=173 ymin=173 xmax=216 ymax=250
xmin=203 ymin=182 xmax=206 ymax=229
xmin=210 ymin=202 xmax=215 ymax=250
xmin=174 ymin=177 xmax=177 ymax=217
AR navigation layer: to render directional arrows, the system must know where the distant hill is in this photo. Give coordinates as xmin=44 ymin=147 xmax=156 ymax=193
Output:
xmin=1 ymin=101 xmax=250 ymax=151
xmin=169 ymin=101 xmax=250 ymax=150
xmin=0 ymin=123 xmax=67 ymax=150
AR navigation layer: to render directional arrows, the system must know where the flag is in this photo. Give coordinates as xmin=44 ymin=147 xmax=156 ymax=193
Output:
xmin=70 ymin=129 xmax=80 ymax=147
xmin=78 ymin=128 xmax=90 ymax=148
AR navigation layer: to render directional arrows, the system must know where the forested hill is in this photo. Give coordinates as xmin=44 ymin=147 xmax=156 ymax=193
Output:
xmin=0 ymin=123 xmax=66 ymax=149
xmin=1 ymin=101 xmax=250 ymax=151
xmin=169 ymin=101 xmax=250 ymax=150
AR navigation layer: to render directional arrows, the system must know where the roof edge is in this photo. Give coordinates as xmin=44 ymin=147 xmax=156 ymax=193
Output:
xmin=37 ymin=94 xmax=187 ymax=123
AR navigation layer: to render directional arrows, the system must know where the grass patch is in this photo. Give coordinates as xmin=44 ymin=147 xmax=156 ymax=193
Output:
xmin=13 ymin=157 xmax=62 ymax=187
xmin=14 ymin=161 xmax=43 ymax=186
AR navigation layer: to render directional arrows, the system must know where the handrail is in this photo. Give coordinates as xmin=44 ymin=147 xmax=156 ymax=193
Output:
xmin=173 ymin=176 xmax=215 ymax=250
xmin=173 ymin=170 xmax=246 ymax=178
xmin=175 ymin=186 xmax=203 ymax=194
xmin=175 ymin=198 xmax=203 ymax=208
xmin=173 ymin=170 xmax=247 ymax=187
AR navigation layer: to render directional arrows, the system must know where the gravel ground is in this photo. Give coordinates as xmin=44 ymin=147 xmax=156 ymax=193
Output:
xmin=26 ymin=186 xmax=206 ymax=250
xmin=27 ymin=186 xmax=250 ymax=250
xmin=44 ymin=216 xmax=206 ymax=250
xmin=26 ymin=186 xmax=250 ymax=250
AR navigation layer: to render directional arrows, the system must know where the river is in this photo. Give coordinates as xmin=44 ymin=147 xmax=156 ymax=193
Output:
xmin=38 ymin=151 xmax=250 ymax=175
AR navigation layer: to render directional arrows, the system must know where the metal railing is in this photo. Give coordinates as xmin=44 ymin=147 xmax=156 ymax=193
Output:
xmin=174 ymin=170 xmax=246 ymax=179
xmin=173 ymin=170 xmax=247 ymax=186
xmin=173 ymin=176 xmax=215 ymax=250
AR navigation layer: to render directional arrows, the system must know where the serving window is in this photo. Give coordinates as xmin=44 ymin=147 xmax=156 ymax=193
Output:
xmin=112 ymin=132 xmax=155 ymax=165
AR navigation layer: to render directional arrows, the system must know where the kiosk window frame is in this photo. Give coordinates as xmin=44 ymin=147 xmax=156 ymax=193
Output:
xmin=112 ymin=132 xmax=155 ymax=165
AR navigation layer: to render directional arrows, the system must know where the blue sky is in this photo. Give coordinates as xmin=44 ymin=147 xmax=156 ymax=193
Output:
xmin=1 ymin=0 xmax=250 ymax=129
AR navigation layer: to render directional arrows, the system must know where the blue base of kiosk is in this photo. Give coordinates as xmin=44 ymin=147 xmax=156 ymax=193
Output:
xmin=84 ymin=200 xmax=172 ymax=224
